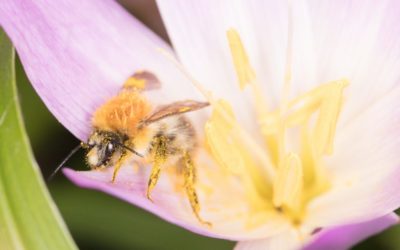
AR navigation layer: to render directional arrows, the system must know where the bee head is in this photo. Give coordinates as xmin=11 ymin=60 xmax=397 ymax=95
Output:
xmin=83 ymin=131 xmax=126 ymax=169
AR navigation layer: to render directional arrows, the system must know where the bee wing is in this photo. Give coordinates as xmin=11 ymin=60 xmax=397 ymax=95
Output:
xmin=142 ymin=100 xmax=209 ymax=125
xmin=123 ymin=70 xmax=161 ymax=91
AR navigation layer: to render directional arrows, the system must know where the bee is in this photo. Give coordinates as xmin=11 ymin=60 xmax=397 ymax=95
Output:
xmin=82 ymin=71 xmax=210 ymax=225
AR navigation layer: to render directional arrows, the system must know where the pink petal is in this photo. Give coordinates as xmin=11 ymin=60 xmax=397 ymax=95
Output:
xmin=0 ymin=0 xmax=202 ymax=141
xmin=235 ymin=213 xmax=398 ymax=250
xmin=235 ymin=228 xmax=300 ymax=250
xmin=63 ymin=160 xmax=290 ymax=241
xmin=308 ymin=86 xmax=400 ymax=227
xmin=304 ymin=213 xmax=399 ymax=250
xmin=62 ymin=168 xmax=220 ymax=238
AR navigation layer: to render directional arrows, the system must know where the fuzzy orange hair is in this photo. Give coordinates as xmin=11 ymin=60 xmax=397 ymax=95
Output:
xmin=92 ymin=90 xmax=152 ymax=137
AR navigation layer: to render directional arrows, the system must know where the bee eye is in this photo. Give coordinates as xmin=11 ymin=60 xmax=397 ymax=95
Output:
xmin=106 ymin=143 xmax=114 ymax=153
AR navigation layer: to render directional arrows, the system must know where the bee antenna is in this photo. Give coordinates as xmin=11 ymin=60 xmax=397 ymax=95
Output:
xmin=115 ymin=142 xmax=143 ymax=158
xmin=48 ymin=143 xmax=82 ymax=181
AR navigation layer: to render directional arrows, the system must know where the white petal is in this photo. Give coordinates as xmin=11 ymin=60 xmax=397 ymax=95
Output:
xmin=157 ymin=0 xmax=317 ymax=129
xmin=307 ymin=85 xmax=400 ymax=227
xmin=308 ymin=0 xmax=400 ymax=123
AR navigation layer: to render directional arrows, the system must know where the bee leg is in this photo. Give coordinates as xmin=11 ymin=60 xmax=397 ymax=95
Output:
xmin=146 ymin=136 xmax=167 ymax=201
xmin=146 ymin=162 xmax=161 ymax=202
xmin=182 ymin=152 xmax=212 ymax=226
xmin=111 ymin=152 xmax=129 ymax=183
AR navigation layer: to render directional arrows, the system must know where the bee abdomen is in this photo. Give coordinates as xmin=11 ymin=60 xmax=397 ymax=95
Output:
xmin=149 ymin=115 xmax=196 ymax=157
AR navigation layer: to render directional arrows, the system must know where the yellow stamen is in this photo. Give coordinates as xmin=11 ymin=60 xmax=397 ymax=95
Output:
xmin=227 ymin=29 xmax=269 ymax=119
xmin=300 ymin=124 xmax=329 ymax=201
xmin=273 ymin=153 xmax=303 ymax=212
xmin=205 ymin=100 xmax=273 ymax=203
xmin=313 ymin=80 xmax=349 ymax=155
xmin=227 ymin=29 xmax=256 ymax=89
xmin=205 ymin=100 xmax=243 ymax=175
xmin=260 ymin=80 xmax=349 ymax=136
xmin=157 ymin=33 xmax=348 ymax=227
xmin=227 ymin=28 xmax=280 ymax=165
xmin=278 ymin=0 xmax=293 ymax=164
xmin=224 ymin=28 xmax=349 ymax=225
xmin=157 ymin=46 xmax=276 ymax=184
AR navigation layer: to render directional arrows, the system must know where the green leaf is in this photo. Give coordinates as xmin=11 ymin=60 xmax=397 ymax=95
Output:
xmin=0 ymin=29 xmax=77 ymax=249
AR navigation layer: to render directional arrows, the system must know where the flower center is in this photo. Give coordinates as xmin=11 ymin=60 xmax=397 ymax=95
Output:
xmin=204 ymin=29 xmax=348 ymax=226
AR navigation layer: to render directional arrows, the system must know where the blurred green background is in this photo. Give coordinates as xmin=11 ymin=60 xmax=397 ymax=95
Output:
xmin=12 ymin=1 xmax=400 ymax=249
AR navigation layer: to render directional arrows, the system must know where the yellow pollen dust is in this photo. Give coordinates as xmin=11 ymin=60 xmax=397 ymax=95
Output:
xmin=123 ymin=76 xmax=146 ymax=90
xmin=204 ymin=28 xmax=349 ymax=225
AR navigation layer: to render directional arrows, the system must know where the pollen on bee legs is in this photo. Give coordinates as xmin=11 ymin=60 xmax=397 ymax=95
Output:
xmin=146 ymin=136 xmax=168 ymax=201
xmin=146 ymin=163 xmax=162 ymax=202
xmin=111 ymin=151 xmax=130 ymax=183
xmin=183 ymin=152 xmax=212 ymax=226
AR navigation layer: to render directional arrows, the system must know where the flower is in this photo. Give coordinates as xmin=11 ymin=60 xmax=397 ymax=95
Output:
xmin=1 ymin=0 xmax=400 ymax=249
